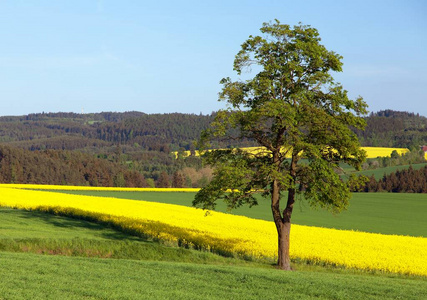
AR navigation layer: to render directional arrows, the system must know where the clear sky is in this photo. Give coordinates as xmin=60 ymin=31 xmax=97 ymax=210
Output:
xmin=0 ymin=0 xmax=426 ymax=117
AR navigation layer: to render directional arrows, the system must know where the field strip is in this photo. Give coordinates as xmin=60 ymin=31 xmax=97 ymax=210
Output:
xmin=173 ymin=146 xmax=410 ymax=159
xmin=1 ymin=185 xmax=426 ymax=276
xmin=0 ymin=183 xmax=199 ymax=192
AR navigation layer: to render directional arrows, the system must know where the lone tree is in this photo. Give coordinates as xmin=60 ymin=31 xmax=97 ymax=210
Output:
xmin=193 ymin=20 xmax=368 ymax=270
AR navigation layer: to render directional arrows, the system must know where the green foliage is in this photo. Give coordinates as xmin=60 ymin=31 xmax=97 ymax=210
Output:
xmin=195 ymin=20 xmax=367 ymax=217
xmin=195 ymin=149 xmax=259 ymax=210
xmin=145 ymin=178 xmax=155 ymax=188
xmin=113 ymin=172 xmax=126 ymax=187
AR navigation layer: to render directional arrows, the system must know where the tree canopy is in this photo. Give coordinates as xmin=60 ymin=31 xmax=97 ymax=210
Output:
xmin=193 ymin=20 xmax=368 ymax=270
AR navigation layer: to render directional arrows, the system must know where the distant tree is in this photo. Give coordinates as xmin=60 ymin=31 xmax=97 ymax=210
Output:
xmin=156 ymin=171 xmax=170 ymax=188
xmin=390 ymin=150 xmax=400 ymax=160
xmin=193 ymin=20 xmax=367 ymax=270
xmin=145 ymin=178 xmax=155 ymax=188
xmin=123 ymin=171 xmax=148 ymax=188
xmin=113 ymin=172 xmax=126 ymax=187
xmin=114 ymin=144 xmax=122 ymax=163
xmin=172 ymin=171 xmax=185 ymax=188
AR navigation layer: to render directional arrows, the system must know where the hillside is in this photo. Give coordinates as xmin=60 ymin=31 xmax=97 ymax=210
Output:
xmin=0 ymin=144 xmax=147 ymax=187
xmin=0 ymin=112 xmax=218 ymax=152
xmin=1 ymin=110 xmax=427 ymax=152
xmin=355 ymin=110 xmax=427 ymax=148
xmin=0 ymin=110 xmax=426 ymax=188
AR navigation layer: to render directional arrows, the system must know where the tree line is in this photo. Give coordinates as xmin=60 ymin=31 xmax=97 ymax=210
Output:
xmin=0 ymin=144 xmax=212 ymax=188
xmin=361 ymin=148 xmax=426 ymax=170
xmin=0 ymin=144 xmax=147 ymax=187
xmin=354 ymin=166 xmax=427 ymax=193
xmin=1 ymin=110 xmax=427 ymax=152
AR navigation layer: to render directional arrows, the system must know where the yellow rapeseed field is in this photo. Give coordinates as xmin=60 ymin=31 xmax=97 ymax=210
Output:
xmin=0 ymin=185 xmax=426 ymax=276
xmin=361 ymin=147 xmax=409 ymax=158
xmin=174 ymin=146 xmax=409 ymax=159
xmin=0 ymin=184 xmax=199 ymax=192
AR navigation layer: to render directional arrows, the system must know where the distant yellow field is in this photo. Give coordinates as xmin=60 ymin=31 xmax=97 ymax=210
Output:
xmin=174 ymin=146 xmax=410 ymax=159
xmin=361 ymin=147 xmax=409 ymax=158
xmin=0 ymin=184 xmax=199 ymax=192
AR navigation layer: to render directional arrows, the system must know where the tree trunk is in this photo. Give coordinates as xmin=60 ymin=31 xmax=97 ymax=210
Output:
xmin=277 ymin=220 xmax=291 ymax=270
xmin=271 ymin=178 xmax=293 ymax=270
xmin=271 ymin=151 xmax=296 ymax=270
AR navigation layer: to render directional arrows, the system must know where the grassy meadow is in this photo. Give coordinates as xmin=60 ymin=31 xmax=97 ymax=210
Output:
xmin=1 ymin=207 xmax=426 ymax=300
xmin=1 ymin=183 xmax=427 ymax=299
xmin=2 ymin=251 xmax=426 ymax=300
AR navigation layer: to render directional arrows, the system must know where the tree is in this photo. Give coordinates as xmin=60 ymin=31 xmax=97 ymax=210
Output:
xmin=156 ymin=171 xmax=170 ymax=188
xmin=193 ymin=20 xmax=368 ymax=270
xmin=172 ymin=171 xmax=185 ymax=188
xmin=113 ymin=172 xmax=126 ymax=187
xmin=390 ymin=150 xmax=400 ymax=160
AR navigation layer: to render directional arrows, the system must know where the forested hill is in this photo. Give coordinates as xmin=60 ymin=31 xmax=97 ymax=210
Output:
xmin=0 ymin=109 xmax=427 ymax=152
xmin=0 ymin=112 xmax=217 ymax=152
xmin=356 ymin=110 xmax=427 ymax=148
xmin=0 ymin=144 xmax=147 ymax=187
xmin=0 ymin=109 xmax=426 ymax=188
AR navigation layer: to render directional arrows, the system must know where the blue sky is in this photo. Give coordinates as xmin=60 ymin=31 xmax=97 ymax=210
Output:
xmin=0 ymin=0 xmax=426 ymax=117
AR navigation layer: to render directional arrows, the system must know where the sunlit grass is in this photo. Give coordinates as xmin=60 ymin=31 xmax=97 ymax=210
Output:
xmin=2 ymin=252 xmax=425 ymax=300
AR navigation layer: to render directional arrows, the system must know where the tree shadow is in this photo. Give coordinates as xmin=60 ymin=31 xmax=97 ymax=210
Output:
xmin=13 ymin=208 xmax=146 ymax=241
xmin=7 ymin=207 xmax=267 ymax=262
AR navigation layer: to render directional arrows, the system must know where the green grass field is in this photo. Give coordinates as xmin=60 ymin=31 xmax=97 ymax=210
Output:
xmin=57 ymin=190 xmax=427 ymax=237
xmin=0 ymin=207 xmax=133 ymax=240
xmin=346 ymin=162 xmax=427 ymax=180
xmin=1 ymin=250 xmax=425 ymax=300
xmin=1 ymin=207 xmax=426 ymax=299
xmin=1 ymin=251 xmax=426 ymax=300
